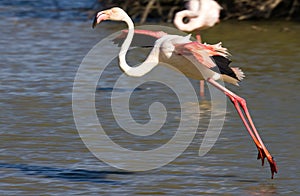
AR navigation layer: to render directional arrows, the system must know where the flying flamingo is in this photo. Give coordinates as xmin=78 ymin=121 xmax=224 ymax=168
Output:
xmin=92 ymin=7 xmax=278 ymax=178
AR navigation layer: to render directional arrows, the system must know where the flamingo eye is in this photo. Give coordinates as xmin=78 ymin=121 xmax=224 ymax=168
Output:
xmin=183 ymin=17 xmax=190 ymax=24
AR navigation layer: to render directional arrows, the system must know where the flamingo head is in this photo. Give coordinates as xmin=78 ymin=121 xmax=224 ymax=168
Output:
xmin=92 ymin=7 xmax=127 ymax=28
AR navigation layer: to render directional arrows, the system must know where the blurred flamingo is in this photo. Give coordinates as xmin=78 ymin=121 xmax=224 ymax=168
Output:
xmin=92 ymin=7 xmax=278 ymax=178
xmin=174 ymin=0 xmax=222 ymax=32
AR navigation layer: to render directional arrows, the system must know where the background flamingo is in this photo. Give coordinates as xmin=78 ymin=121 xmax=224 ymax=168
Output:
xmin=174 ymin=0 xmax=222 ymax=32
xmin=92 ymin=7 xmax=278 ymax=178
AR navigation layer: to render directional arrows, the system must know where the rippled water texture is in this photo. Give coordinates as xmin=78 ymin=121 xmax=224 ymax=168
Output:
xmin=1 ymin=1 xmax=299 ymax=195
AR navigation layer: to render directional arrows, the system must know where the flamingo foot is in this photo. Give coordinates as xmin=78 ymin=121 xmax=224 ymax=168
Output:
xmin=257 ymin=147 xmax=265 ymax=166
xmin=256 ymin=147 xmax=278 ymax=179
xmin=269 ymin=156 xmax=278 ymax=179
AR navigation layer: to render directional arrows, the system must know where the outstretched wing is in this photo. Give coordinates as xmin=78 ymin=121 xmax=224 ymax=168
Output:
xmin=112 ymin=29 xmax=168 ymax=48
xmin=182 ymin=41 xmax=230 ymax=59
xmin=174 ymin=41 xmax=221 ymax=68
xmin=175 ymin=41 xmax=244 ymax=81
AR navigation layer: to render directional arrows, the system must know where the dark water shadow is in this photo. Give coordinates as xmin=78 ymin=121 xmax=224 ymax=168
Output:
xmin=236 ymin=179 xmax=261 ymax=183
xmin=201 ymin=173 xmax=260 ymax=183
xmin=0 ymin=163 xmax=133 ymax=184
xmin=96 ymin=87 xmax=143 ymax=92
xmin=202 ymin=173 xmax=239 ymax=179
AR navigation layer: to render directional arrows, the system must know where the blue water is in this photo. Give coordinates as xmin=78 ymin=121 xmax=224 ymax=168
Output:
xmin=1 ymin=1 xmax=299 ymax=195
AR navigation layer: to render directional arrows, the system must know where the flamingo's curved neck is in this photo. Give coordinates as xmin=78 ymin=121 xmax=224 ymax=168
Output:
xmin=188 ymin=0 xmax=202 ymax=12
xmin=119 ymin=15 xmax=134 ymax=73
xmin=173 ymin=0 xmax=203 ymax=32
xmin=119 ymin=15 xmax=158 ymax=77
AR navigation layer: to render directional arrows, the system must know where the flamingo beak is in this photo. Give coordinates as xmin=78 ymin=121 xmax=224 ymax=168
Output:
xmin=92 ymin=11 xmax=109 ymax=28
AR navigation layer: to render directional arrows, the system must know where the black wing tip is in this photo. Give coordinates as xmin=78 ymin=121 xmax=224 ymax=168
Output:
xmin=211 ymin=55 xmax=241 ymax=81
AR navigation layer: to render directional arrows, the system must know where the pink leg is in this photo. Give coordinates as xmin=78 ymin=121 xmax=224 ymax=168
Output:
xmin=196 ymin=34 xmax=202 ymax=43
xmin=196 ymin=34 xmax=205 ymax=97
xmin=207 ymin=78 xmax=278 ymax=178
xmin=199 ymin=80 xmax=205 ymax=97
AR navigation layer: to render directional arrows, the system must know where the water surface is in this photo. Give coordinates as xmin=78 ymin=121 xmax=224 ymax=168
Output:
xmin=1 ymin=1 xmax=299 ymax=195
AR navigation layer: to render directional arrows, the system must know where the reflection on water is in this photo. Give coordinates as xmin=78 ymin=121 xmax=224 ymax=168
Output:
xmin=0 ymin=163 xmax=132 ymax=184
xmin=1 ymin=1 xmax=300 ymax=195
xmin=244 ymin=183 xmax=278 ymax=196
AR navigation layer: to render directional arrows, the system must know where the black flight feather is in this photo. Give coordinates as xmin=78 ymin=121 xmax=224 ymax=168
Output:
xmin=210 ymin=55 xmax=239 ymax=80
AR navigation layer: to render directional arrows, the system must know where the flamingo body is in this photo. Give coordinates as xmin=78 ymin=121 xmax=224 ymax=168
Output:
xmin=115 ymin=29 xmax=243 ymax=84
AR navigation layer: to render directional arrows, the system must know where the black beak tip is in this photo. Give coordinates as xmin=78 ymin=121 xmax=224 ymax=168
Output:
xmin=92 ymin=16 xmax=97 ymax=29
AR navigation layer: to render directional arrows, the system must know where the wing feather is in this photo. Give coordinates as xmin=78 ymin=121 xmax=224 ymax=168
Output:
xmin=112 ymin=29 xmax=167 ymax=47
xmin=174 ymin=41 xmax=217 ymax=68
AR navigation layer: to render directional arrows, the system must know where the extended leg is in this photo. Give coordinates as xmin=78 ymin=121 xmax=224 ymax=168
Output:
xmin=207 ymin=78 xmax=278 ymax=178
xmin=193 ymin=28 xmax=203 ymax=43
xmin=196 ymin=34 xmax=205 ymax=98
xmin=199 ymin=80 xmax=205 ymax=97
